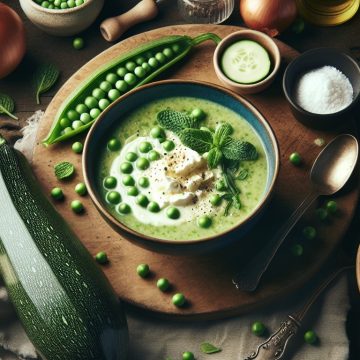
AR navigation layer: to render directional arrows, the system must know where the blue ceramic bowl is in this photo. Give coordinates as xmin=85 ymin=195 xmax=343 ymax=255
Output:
xmin=83 ymin=80 xmax=279 ymax=254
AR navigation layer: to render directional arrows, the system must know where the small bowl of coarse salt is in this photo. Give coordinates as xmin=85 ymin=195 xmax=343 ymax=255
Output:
xmin=283 ymin=48 xmax=360 ymax=129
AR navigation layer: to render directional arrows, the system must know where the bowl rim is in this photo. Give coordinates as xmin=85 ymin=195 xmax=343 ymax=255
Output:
xmin=22 ymin=0 xmax=95 ymax=13
xmin=283 ymin=47 xmax=360 ymax=118
xmin=213 ymin=29 xmax=281 ymax=89
xmin=83 ymin=79 xmax=280 ymax=245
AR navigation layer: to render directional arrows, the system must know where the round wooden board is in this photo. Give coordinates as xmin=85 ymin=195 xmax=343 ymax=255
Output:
xmin=33 ymin=25 xmax=358 ymax=320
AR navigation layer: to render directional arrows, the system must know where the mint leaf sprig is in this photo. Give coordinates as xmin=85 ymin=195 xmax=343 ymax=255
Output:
xmin=0 ymin=93 xmax=18 ymax=120
xmin=157 ymin=109 xmax=198 ymax=134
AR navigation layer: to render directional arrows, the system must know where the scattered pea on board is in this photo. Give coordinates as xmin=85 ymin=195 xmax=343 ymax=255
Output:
xmin=182 ymin=351 xmax=195 ymax=360
xmin=137 ymin=263 xmax=150 ymax=278
xmin=42 ymin=33 xmax=222 ymax=145
xmin=95 ymin=251 xmax=108 ymax=264
xmin=157 ymin=278 xmax=170 ymax=292
xmin=73 ymin=37 xmax=85 ymax=50
xmin=71 ymin=199 xmax=84 ymax=213
xmin=251 ymin=321 xmax=266 ymax=336
xmin=172 ymin=293 xmax=186 ymax=307
xmin=304 ymin=330 xmax=318 ymax=344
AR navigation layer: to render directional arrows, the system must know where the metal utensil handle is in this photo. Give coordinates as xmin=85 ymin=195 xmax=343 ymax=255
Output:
xmin=244 ymin=316 xmax=300 ymax=360
xmin=233 ymin=190 xmax=318 ymax=291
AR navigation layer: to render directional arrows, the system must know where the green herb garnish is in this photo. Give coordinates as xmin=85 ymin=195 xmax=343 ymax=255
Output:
xmin=179 ymin=128 xmax=213 ymax=154
xmin=236 ymin=169 xmax=249 ymax=180
xmin=0 ymin=93 xmax=18 ymax=120
xmin=157 ymin=109 xmax=198 ymax=134
xmin=200 ymin=342 xmax=222 ymax=354
xmin=54 ymin=161 xmax=75 ymax=180
xmin=35 ymin=63 xmax=60 ymax=104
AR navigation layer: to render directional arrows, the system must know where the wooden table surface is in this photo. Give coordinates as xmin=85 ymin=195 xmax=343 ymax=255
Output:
xmin=0 ymin=0 xmax=359 ymax=358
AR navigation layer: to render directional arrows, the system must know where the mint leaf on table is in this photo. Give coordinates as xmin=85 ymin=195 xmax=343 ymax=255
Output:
xmin=214 ymin=123 xmax=233 ymax=147
xmin=179 ymin=128 xmax=213 ymax=154
xmin=54 ymin=161 xmax=75 ymax=180
xmin=200 ymin=342 xmax=222 ymax=354
xmin=157 ymin=109 xmax=197 ymax=134
xmin=222 ymin=137 xmax=258 ymax=161
xmin=0 ymin=93 xmax=18 ymax=120
xmin=207 ymin=147 xmax=223 ymax=168
xmin=35 ymin=63 xmax=60 ymax=105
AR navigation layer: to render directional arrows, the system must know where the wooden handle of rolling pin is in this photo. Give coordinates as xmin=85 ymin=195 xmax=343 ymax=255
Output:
xmin=100 ymin=0 xmax=159 ymax=42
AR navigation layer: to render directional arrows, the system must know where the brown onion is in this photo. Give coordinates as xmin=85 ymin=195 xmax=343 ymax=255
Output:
xmin=240 ymin=0 xmax=297 ymax=37
xmin=0 ymin=3 xmax=26 ymax=79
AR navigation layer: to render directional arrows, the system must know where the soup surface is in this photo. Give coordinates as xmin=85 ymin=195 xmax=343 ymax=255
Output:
xmin=98 ymin=97 xmax=268 ymax=241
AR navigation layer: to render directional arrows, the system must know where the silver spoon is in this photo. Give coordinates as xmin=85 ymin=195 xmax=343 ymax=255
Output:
xmin=232 ymin=134 xmax=359 ymax=292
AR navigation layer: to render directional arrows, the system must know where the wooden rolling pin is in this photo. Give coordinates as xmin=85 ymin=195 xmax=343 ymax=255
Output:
xmin=100 ymin=0 xmax=160 ymax=42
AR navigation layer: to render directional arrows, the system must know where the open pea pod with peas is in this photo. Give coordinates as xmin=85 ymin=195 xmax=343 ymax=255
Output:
xmin=43 ymin=33 xmax=222 ymax=146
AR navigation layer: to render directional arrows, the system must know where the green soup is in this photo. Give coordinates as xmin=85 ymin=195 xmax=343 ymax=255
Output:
xmin=98 ymin=97 xmax=268 ymax=241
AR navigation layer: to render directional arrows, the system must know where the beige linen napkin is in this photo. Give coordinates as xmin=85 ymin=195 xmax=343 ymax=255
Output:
xmin=0 ymin=112 xmax=351 ymax=360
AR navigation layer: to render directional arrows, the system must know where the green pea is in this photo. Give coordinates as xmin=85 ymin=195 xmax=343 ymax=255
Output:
xmin=99 ymin=98 xmax=110 ymax=110
xmin=197 ymin=216 xmax=212 ymax=228
xmin=125 ymin=61 xmax=136 ymax=72
xmin=104 ymin=176 xmax=117 ymax=189
xmin=302 ymin=226 xmax=316 ymax=240
xmin=251 ymin=321 xmax=266 ymax=336
xmin=90 ymin=108 xmax=101 ymax=119
xmin=59 ymin=117 xmax=71 ymax=128
xmin=117 ymin=67 xmax=127 ymax=77
xmin=48 ymin=4 xmax=54 ymax=8
xmin=127 ymin=186 xmax=139 ymax=196
xmin=118 ymin=203 xmax=131 ymax=214
xmin=148 ymin=150 xmax=160 ymax=161
xmin=136 ymin=157 xmax=150 ymax=170
xmin=291 ymin=243 xmax=303 ymax=256
xmin=92 ymin=88 xmax=106 ymax=100
xmin=136 ymin=194 xmax=149 ymax=207
xmin=172 ymin=44 xmax=181 ymax=53
xmin=150 ymin=126 xmax=165 ymax=139
xmin=80 ymin=113 xmax=91 ymax=124
xmin=72 ymin=37 xmax=84 ymax=50
xmin=63 ymin=127 xmax=72 ymax=134
xmin=122 ymin=175 xmax=135 ymax=186
xmin=138 ymin=177 xmax=149 ymax=188
xmin=139 ymin=141 xmax=152 ymax=153
xmin=124 ymin=73 xmax=137 ymax=86
xmin=316 ymin=208 xmax=328 ymax=221
xmin=210 ymin=194 xmax=222 ymax=206
xmin=41 ymin=1 xmax=49 ymax=7
xmin=74 ymin=182 xmax=87 ymax=196
xmin=157 ymin=278 xmax=170 ymax=292
xmin=51 ymin=187 xmax=64 ymax=200
xmin=166 ymin=207 xmax=180 ymax=219
xmin=72 ymin=120 xmax=83 ymax=130
xmin=71 ymin=200 xmax=84 ymax=214
xmin=148 ymin=57 xmax=159 ymax=68
xmin=142 ymin=63 xmax=151 ymax=73
xmin=115 ymin=80 xmax=128 ymax=92
xmin=75 ymin=103 xmax=88 ymax=114
xmin=304 ymin=330 xmax=317 ymax=344
xmin=289 ymin=152 xmax=301 ymax=166
xmin=84 ymin=96 xmax=98 ymax=109
xmin=216 ymin=179 xmax=227 ymax=191
xmin=120 ymin=162 xmax=133 ymax=174
xmin=182 ymin=352 xmax=194 ymax=360
xmin=60 ymin=2 xmax=68 ymax=8
xmin=326 ymin=200 xmax=337 ymax=214
xmin=106 ymin=73 xmax=118 ymax=84
xmin=135 ymin=56 xmax=146 ymax=65
xmin=75 ymin=0 xmax=83 ymax=5
xmin=134 ymin=66 xmax=146 ymax=78
xmin=126 ymin=152 xmax=138 ymax=162
xmin=72 ymin=141 xmax=83 ymax=154
xmin=136 ymin=263 xmax=150 ymax=278
xmin=163 ymin=47 xmax=173 ymax=58
xmin=67 ymin=0 xmax=75 ymax=7
xmin=162 ymin=140 xmax=175 ymax=152
xmin=155 ymin=52 xmax=166 ymax=63
xmin=191 ymin=108 xmax=206 ymax=121
xmin=99 ymin=80 xmax=112 ymax=92
xmin=107 ymin=191 xmax=121 ymax=204
xmin=107 ymin=138 xmax=121 ymax=151
xmin=108 ymin=89 xmax=121 ymax=101
xmin=95 ymin=251 xmax=108 ymax=265
xmin=172 ymin=293 xmax=186 ymax=307
xmin=147 ymin=201 xmax=160 ymax=213
xmin=54 ymin=0 xmax=61 ymax=6
xmin=67 ymin=109 xmax=79 ymax=121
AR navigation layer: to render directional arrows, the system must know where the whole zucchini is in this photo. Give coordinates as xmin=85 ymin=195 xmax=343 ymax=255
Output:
xmin=43 ymin=33 xmax=221 ymax=146
xmin=0 ymin=136 xmax=128 ymax=359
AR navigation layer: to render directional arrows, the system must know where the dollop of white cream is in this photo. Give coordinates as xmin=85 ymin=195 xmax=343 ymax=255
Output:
xmin=109 ymin=132 xmax=220 ymax=226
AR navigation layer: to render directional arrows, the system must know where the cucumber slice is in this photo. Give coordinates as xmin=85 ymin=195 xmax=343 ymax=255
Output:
xmin=221 ymin=40 xmax=271 ymax=84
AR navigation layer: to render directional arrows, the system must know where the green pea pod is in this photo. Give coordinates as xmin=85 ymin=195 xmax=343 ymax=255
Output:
xmin=43 ymin=33 xmax=222 ymax=146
